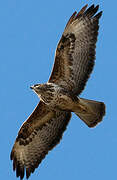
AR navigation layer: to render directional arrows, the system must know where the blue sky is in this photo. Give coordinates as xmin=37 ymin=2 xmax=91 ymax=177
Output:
xmin=0 ymin=0 xmax=117 ymax=179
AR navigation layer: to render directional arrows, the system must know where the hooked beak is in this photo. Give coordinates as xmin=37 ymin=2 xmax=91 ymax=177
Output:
xmin=30 ymin=85 xmax=34 ymax=90
xmin=30 ymin=84 xmax=42 ymax=94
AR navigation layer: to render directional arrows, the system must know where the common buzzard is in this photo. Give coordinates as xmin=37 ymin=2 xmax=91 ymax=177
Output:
xmin=11 ymin=4 xmax=105 ymax=179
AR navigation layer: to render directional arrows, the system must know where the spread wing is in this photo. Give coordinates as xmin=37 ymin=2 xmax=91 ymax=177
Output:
xmin=10 ymin=101 xmax=71 ymax=179
xmin=49 ymin=4 xmax=102 ymax=95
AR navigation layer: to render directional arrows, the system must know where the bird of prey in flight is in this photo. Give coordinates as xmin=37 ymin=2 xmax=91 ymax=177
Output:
xmin=10 ymin=4 xmax=105 ymax=179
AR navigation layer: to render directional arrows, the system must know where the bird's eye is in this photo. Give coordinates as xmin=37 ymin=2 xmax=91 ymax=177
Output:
xmin=34 ymin=84 xmax=39 ymax=87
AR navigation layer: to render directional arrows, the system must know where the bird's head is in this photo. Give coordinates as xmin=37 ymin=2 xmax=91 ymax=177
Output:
xmin=30 ymin=84 xmax=46 ymax=95
xmin=30 ymin=83 xmax=55 ymax=102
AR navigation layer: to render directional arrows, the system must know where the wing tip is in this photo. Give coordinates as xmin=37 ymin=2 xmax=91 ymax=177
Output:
xmin=84 ymin=4 xmax=103 ymax=19
xmin=11 ymin=146 xmax=25 ymax=179
xmin=76 ymin=4 xmax=88 ymax=18
xmin=65 ymin=4 xmax=102 ymax=28
xmin=94 ymin=11 xmax=103 ymax=19
xmin=16 ymin=163 xmax=25 ymax=179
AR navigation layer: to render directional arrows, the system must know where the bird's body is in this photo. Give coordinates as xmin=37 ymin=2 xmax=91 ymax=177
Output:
xmin=31 ymin=83 xmax=79 ymax=111
xmin=31 ymin=82 xmax=105 ymax=127
xmin=11 ymin=4 xmax=106 ymax=179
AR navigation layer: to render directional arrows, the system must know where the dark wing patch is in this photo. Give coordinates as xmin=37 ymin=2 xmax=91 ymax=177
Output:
xmin=10 ymin=101 xmax=71 ymax=179
xmin=49 ymin=5 xmax=102 ymax=95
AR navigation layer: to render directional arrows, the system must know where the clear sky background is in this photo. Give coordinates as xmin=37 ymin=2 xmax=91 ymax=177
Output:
xmin=0 ymin=0 xmax=116 ymax=179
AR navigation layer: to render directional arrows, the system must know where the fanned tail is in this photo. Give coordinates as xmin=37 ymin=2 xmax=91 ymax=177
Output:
xmin=75 ymin=98 xmax=105 ymax=127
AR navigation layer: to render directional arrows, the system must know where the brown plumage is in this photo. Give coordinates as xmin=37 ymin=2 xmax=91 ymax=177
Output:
xmin=10 ymin=4 xmax=105 ymax=179
xmin=11 ymin=101 xmax=71 ymax=179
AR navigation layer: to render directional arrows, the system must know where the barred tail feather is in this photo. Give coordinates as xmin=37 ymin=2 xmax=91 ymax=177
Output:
xmin=75 ymin=98 xmax=105 ymax=127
